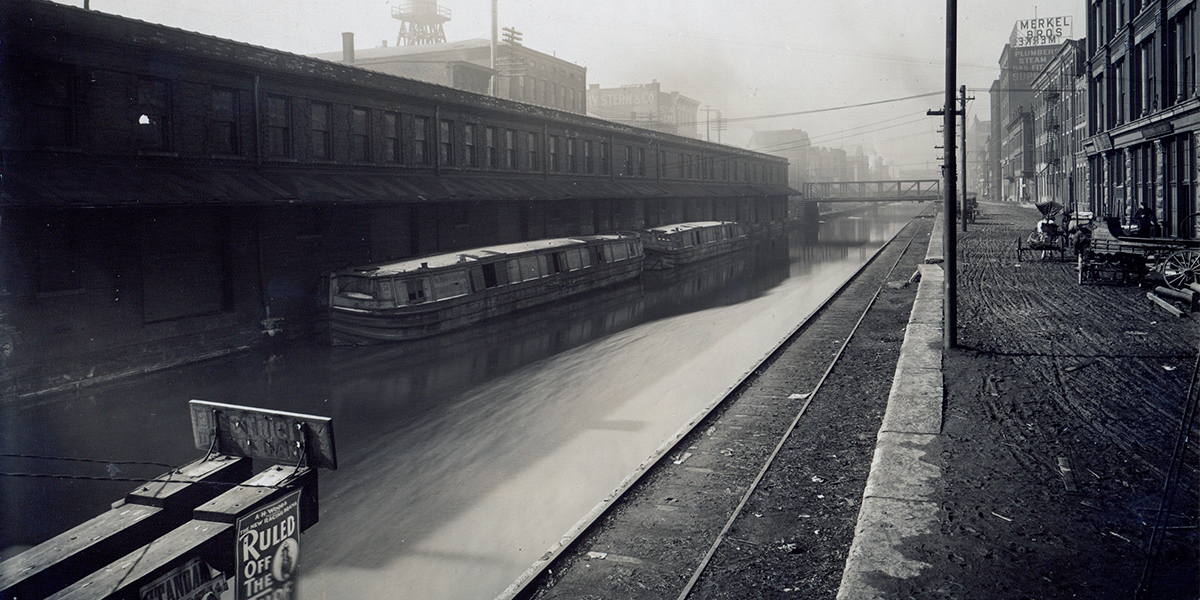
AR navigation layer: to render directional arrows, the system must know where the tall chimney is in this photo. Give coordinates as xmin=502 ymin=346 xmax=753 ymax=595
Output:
xmin=342 ymin=32 xmax=355 ymax=64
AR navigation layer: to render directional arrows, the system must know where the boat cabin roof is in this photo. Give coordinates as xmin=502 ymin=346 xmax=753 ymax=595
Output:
xmin=345 ymin=233 xmax=636 ymax=277
xmin=646 ymin=221 xmax=737 ymax=234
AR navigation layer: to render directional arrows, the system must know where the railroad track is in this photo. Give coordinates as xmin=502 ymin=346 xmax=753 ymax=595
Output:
xmin=505 ymin=207 xmax=936 ymax=599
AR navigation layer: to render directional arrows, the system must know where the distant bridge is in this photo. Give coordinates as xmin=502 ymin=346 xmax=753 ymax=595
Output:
xmin=801 ymin=180 xmax=942 ymax=203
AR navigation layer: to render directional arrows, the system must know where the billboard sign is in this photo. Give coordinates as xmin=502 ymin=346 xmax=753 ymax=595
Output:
xmin=1010 ymin=16 xmax=1073 ymax=48
xmin=236 ymin=490 xmax=302 ymax=600
xmin=190 ymin=400 xmax=337 ymax=470
xmin=587 ymin=85 xmax=660 ymax=120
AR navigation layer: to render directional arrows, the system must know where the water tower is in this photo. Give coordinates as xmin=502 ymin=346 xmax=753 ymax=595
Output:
xmin=392 ymin=0 xmax=451 ymax=45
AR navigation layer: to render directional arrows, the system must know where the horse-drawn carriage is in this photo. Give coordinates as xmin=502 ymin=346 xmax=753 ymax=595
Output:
xmin=962 ymin=193 xmax=978 ymax=224
xmin=1016 ymin=201 xmax=1071 ymax=261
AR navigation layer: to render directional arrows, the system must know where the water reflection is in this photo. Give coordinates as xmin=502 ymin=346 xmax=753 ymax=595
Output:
xmin=1 ymin=204 xmax=928 ymax=600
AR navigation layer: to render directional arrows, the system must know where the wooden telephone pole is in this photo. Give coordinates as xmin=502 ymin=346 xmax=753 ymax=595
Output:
xmin=944 ymin=0 xmax=958 ymax=348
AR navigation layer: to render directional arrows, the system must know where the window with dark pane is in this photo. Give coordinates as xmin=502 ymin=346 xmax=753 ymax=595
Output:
xmin=135 ymin=77 xmax=170 ymax=151
xmin=212 ymin=87 xmax=238 ymax=155
xmin=265 ymin=95 xmax=291 ymax=157
xmin=351 ymin=107 xmax=370 ymax=161
xmin=311 ymin=102 xmax=331 ymax=160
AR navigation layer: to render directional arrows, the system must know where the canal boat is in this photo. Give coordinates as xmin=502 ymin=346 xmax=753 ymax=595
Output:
xmin=639 ymin=221 xmax=749 ymax=270
xmin=327 ymin=233 xmax=645 ymax=344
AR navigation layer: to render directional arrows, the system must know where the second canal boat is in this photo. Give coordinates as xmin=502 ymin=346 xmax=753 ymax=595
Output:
xmin=639 ymin=221 xmax=748 ymax=270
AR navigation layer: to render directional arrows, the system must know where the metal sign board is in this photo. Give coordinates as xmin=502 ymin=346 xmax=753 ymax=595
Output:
xmin=1010 ymin=15 xmax=1073 ymax=48
xmin=190 ymin=400 xmax=337 ymax=470
xmin=236 ymin=489 xmax=301 ymax=600
xmin=139 ymin=556 xmax=228 ymax=600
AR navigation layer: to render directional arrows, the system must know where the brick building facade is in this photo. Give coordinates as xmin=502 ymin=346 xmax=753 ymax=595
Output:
xmin=0 ymin=0 xmax=792 ymax=397
xmin=1083 ymin=0 xmax=1199 ymax=236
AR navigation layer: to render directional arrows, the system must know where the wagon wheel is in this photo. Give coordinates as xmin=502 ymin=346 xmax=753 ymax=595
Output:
xmin=1160 ymin=249 xmax=1200 ymax=291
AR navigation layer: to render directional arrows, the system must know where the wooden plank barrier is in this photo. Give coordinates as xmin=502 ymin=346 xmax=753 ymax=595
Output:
xmin=46 ymin=465 xmax=318 ymax=600
xmin=0 ymin=456 xmax=251 ymax=600
xmin=4 ymin=402 xmax=333 ymax=600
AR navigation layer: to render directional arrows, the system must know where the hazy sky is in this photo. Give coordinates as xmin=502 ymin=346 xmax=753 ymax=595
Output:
xmin=55 ymin=0 xmax=1083 ymax=173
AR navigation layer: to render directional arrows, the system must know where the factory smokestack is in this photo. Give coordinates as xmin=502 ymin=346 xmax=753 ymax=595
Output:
xmin=342 ymin=32 xmax=355 ymax=64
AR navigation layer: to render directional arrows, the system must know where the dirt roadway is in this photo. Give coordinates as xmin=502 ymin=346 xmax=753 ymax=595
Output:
xmin=520 ymin=201 xmax=1199 ymax=600
xmin=904 ymin=201 xmax=1199 ymax=600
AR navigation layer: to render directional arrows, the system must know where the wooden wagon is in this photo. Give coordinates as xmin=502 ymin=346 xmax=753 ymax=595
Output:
xmin=1078 ymin=236 xmax=1200 ymax=289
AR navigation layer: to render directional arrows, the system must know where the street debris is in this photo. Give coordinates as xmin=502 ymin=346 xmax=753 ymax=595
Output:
xmin=985 ymin=374 xmax=1000 ymax=396
xmin=1147 ymin=291 xmax=1188 ymax=317
xmin=1057 ymin=456 xmax=1078 ymax=492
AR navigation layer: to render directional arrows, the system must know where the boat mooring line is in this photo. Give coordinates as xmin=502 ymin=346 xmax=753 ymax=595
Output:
xmin=674 ymin=216 xmax=925 ymax=600
xmin=496 ymin=207 xmax=933 ymax=600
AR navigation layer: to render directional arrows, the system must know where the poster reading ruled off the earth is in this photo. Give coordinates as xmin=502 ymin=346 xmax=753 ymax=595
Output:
xmin=236 ymin=490 xmax=301 ymax=600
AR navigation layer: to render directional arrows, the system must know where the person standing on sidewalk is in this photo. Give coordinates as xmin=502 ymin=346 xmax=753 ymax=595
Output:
xmin=1133 ymin=202 xmax=1158 ymax=237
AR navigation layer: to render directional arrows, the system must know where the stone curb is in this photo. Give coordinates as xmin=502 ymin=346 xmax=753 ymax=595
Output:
xmin=925 ymin=211 xmax=945 ymax=264
xmin=837 ymin=263 xmax=945 ymax=600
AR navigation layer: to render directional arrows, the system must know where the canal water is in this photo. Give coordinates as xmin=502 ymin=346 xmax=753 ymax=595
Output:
xmin=1 ymin=203 xmax=928 ymax=599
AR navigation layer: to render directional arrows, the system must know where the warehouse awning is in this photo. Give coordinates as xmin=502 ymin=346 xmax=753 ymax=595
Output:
xmin=2 ymin=156 xmax=797 ymax=207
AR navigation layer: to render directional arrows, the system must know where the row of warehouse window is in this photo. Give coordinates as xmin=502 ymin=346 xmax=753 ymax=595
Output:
xmin=257 ymin=91 xmax=779 ymax=183
xmin=1087 ymin=2 xmax=1197 ymax=134
xmin=21 ymin=63 xmax=781 ymax=185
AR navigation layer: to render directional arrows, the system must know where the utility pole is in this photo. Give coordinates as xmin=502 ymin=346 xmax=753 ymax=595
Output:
xmin=490 ymin=0 xmax=497 ymax=96
xmin=944 ymin=0 xmax=958 ymax=349
xmin=700 ymin=106 xmax=715 ymax=142
xmin=960 ymin=85 xmax=974 ymax=232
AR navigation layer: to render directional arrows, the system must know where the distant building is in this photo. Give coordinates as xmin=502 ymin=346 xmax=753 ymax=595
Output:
xmin=1083 ymin=0 xmax=1198 ymax=238
xmin=1032 ymin=39 xmax=1086 ymax=209
xmin=991 ymin=16 xmax=1076 ymax=203
xmin=809 ymin=147 xmax=850 ymax=182
xmin=965 ymin=116 xmax=990 ymax=197
xmin=747 ymin=129 xmax=811 ymax=187
xmin=846 ymin=148 xmax=870 ymax=181
xmin=586 ymin=82 xmax=700 ymax=138
xmin=987 ymin=78 xmax=1003 ymax=201
xmin=311 ymin=37 xmax=587 ymax=114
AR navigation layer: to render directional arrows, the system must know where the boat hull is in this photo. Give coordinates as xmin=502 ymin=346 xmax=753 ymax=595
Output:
xmin=643 ymin=237 xmax=748 ymax=270
xmin=329 ymin=258 xmax=643 ymax=344
xmin=640 ymin=222 xmax=750 ymax=270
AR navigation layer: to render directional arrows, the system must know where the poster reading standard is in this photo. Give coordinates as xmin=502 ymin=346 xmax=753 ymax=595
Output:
xmin=237 ymin=490 xmax=302 ymax=600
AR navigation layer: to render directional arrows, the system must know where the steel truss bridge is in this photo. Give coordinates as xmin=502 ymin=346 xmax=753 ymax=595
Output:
xmin=801 ymin=180 xmax=942 ymax=203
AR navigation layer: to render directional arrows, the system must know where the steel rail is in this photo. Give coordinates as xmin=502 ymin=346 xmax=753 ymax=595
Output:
xmin=498 ymin=206 xmax=933 ymax=600
xmin=675 ymin=218 xmax=924 ymax=600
